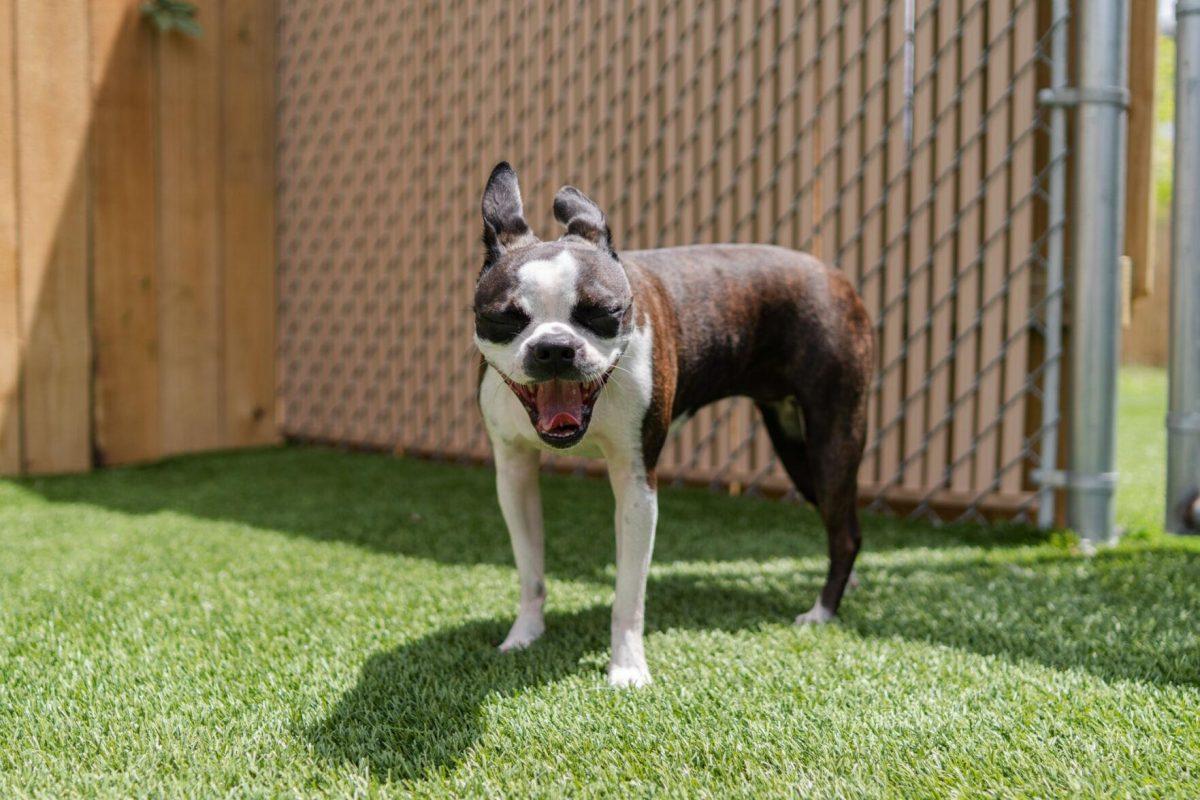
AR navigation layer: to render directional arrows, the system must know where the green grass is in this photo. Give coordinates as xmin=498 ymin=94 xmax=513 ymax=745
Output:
xmin=1118 ymin=365 xmax=1170 ymax=534
xmin=1 ymin=371 xmax=1197 ymax=797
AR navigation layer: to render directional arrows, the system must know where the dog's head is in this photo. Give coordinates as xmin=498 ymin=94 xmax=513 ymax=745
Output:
xmin=473 ymin=162 xmax=633 ymax=449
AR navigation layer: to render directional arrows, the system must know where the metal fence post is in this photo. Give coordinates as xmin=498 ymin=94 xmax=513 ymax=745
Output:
xmin=1036 ymin=0 xmax=1070 ymax=530
xmin=1068 ymin=0 xmax=1130 ymax=543
xmin=1168 ymin=0 xmax=1200 ymax=534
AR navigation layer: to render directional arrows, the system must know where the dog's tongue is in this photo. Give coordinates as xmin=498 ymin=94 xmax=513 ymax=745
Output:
xmin=534 ymin=380 xmax=583 ymax=432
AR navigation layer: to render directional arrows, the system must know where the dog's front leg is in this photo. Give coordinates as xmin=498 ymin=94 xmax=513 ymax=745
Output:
xmin=607 ymin=460 xmax=658 ymax=687
xmin=493 ymin=439 xmax=546 ymax=651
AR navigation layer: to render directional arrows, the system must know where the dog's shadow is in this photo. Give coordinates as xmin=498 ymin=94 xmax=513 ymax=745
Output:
xmin=304 ymin=575 xmax=803 ymax=782
xmin=306 ymin=546 xmax=1200 ymax=785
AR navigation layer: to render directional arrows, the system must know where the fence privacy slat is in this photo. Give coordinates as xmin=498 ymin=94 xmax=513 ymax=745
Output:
xmin=0 ymin=0 xmax=19 ymax=474
xmin=876 ymin=0 xmax=909 ymax=490
xmin=15 ymin=0 xmax=91 ymax=474
xmin=221 ymin=0 xmax=277 ymax=447
xmin=1000 ymin=0 xmax=1038 ymax=494
xmin=924 ymin=0 xmax=960 ymax=490
xmin=857 ymin=0 xmax=887 ymax=484
xmin=158 ymin=0 xmax=223 ymax=455
xmin=902 ymin=0 xmax=935 ymax=490
xmin=276 ymin=0 xmax=1059 ymax=521
xmin=951 ymin=1 xmax=986 ymax=492
xmin=976 ymin=0 xmax=1014 ymax=494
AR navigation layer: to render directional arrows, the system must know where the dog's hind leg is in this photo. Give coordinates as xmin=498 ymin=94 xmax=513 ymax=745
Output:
xmin=493 ymin=439 xmax=547 ymax=651
xmin=759 ymin=398 xmax=863 ymax=624
xmin=758 ymin=399 xmax=817 ymax=505
xmin=800 ymin=408 xmax=866 ymax=625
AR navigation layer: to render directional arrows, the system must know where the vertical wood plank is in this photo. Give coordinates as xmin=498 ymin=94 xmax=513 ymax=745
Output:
xmin=91 ymin=0 xmax=160 ymax=466
xmin=158 ymin=0 xmax=222 ymax=455
xmin=15 ymin=0 xmax=91 ymax=474
xmin=0 ymin=0 xmax=20 ymax=474
xmin=222 ymin=0 xmax=278 ymax=446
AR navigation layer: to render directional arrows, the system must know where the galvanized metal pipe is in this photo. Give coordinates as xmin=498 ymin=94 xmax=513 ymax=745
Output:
xmin=1168 ymin=0 xmax=1200 ymax=533
xmin=1068 ymin=0 xmax=1129 ymax=543
xmin=1037 ymin=0 xmax=1069 ymax=530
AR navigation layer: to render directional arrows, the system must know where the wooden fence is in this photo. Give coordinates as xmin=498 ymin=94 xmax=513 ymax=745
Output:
xmin=0 ymin=0 xmax=276 ymax=475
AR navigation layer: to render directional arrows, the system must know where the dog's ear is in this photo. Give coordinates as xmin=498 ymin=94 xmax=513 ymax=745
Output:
xmin=481 ymin=162 xmax=537 ymax=266
xmin=553 ymin=185 xmax=615 ymax=256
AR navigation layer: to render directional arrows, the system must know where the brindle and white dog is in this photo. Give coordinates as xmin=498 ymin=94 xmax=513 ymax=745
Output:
xmin=473 ymin=163 xmax=874 ymax=687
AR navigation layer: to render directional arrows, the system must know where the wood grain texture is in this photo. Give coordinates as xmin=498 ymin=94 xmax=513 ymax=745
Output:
xmin=15 ymin=0 xmax=91 ymax=474
xmin=157 ymin=0 xmax=223 ymax=454
xmin=221 ymin=0 xmax=278 ymax=447
xmin=0 ymin=0 xmax=20 ymax=474
xmin=90 ymin=0 xmax=161 ymax=466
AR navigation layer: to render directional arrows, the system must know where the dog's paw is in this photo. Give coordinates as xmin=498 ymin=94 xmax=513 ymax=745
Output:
xmin=498 ymin=614 xmax=545 ymax=652
xmin=794 ymin=603 xmax=835 ymax=626
xmin=607 ymin=662 xmax=653 ymax=688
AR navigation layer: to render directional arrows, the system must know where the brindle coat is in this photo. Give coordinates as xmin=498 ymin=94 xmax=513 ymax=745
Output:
xmin=474 ymin=162 xmax=874 ymax=682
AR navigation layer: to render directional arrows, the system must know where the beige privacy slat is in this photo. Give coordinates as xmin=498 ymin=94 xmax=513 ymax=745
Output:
xmin=875 ymin=0 xmax=909 ymax=487
xmin=976 ymin=0 xmax=1014 ymax=492
xmin=857 ymin=0 xmax=887 ymax=484
xmin=1000 ymin=0 xmax=1039 ymax=493
xmin=951 ymin=1 xmax=985 ymax=492
xmin=901 ymin=0 xmax=935 ymax=490
xmin=926 ymin=0 xmax=962 ymax=488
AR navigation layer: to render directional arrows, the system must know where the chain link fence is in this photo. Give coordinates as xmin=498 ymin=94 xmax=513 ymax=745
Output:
xmin=277 ymin=0 xmax=1067 ymax=523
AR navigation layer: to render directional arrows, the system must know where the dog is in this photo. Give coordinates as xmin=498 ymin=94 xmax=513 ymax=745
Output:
xmin=473 ymin=162 xmax=874 ymax=687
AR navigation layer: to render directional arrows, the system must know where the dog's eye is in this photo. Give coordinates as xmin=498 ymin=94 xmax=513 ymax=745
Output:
xmin=572 ymin=304 xmax=624 ymax=338
xmin=475 ymin=308 xmax=530 ymax=343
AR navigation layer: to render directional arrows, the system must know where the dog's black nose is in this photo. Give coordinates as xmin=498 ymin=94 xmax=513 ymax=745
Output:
xmin=531 ymin=337 xmax=577 ymax=369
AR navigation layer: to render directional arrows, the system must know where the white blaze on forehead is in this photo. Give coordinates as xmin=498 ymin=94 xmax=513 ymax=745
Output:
xmin=515 ymin=249 xmax=578 ymax=322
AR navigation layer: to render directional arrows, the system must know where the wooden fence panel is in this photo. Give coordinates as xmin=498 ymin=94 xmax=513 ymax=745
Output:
xmin=91 ymin=0 xmax=161 ymax=466
xmin=15 ymin=0 xmax=92 ymax=475
xmin=158 ymin=0 xmax=224 ymax=454
xmin=1 ymin=1 xmax=277 ymax=477
xmin=0 ymin=0 xmax=18 ymax=474
xmin=221 ymin=0 xmax=277 ymax=448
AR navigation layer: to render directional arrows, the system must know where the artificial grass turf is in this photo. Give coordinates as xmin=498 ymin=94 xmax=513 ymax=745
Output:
xmin=1 ymin=372 xmax=1197 ymax=797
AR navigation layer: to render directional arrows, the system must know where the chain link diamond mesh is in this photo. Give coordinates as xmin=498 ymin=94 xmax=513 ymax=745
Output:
xmin=277 ymin=0 xmax=1066 ymax=523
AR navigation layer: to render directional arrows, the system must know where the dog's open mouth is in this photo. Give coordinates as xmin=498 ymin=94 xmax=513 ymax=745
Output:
xmin=501 ymin=370 xmax=614 ymax=447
